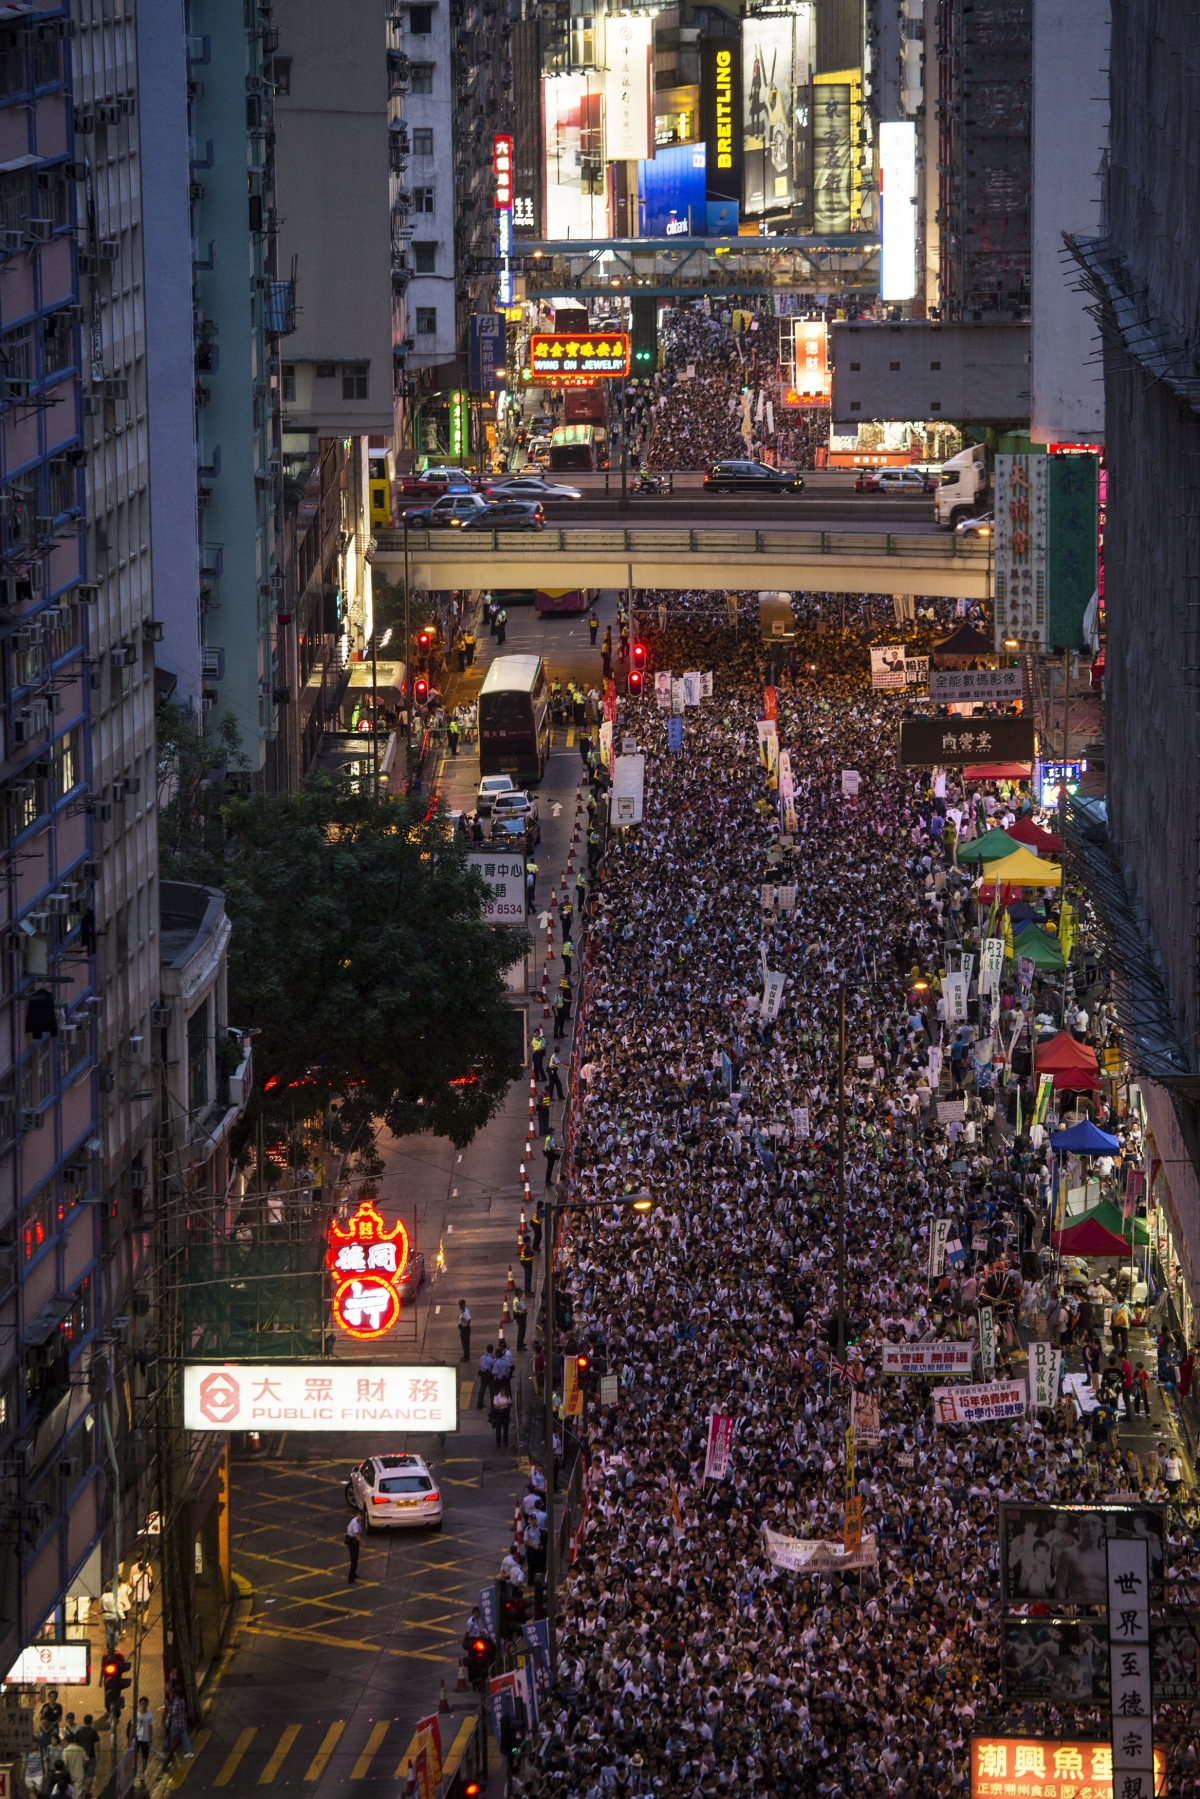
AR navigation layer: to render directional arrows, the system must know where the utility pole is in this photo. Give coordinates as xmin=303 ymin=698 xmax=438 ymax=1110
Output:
xmin=403 ymin=517 xmax=412 ymax=792
xmin=837 ymin=980 xmax=847 ymax=1359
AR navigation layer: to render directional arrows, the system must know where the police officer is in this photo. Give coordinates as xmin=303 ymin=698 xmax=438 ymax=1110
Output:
xmin=495 ymin=607 xmax=508 ymax=646
xmin=548 ymin=1049 xmax=564 ymax=1102
xmin=525 ymin=856 xmax=538 ymax=909
xmin=513 ymin=1289 xmax=529 ymax=1348
xmin=588 ymin=610 xmax=599 ymax=645
xmin=519 ymin=1234 xmax=535 ymax=1296
xmin=536 ymin=1088 xmax=551 ymax=1135
xmin=448 ymin=717 xmax=460 ymax=757
xmin=543 ymin=1132 xmax=559 ymax=1189
xmin=531 ymin=1028 xmax=546 ymax=1080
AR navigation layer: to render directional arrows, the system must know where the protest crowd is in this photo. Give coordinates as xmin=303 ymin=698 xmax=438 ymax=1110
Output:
xmin=511 ymin=590 xmax=1200 ymax=1799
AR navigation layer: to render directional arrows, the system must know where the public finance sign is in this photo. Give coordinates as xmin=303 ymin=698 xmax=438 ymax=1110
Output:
xmin=971 ymin=1737 xmax=1165 ymax=1799
xmin=529 ymin=334 xmax=631 ymax=379
xmin=897 ymin=717 xmax=1036 ymax=768
xmin=183 ymin=1364 xmax=459 ymax=1433
xmin=467 ymin=852 xmax=526 ymax=923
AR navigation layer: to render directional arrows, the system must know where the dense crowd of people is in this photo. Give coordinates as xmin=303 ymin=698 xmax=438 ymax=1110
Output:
xmin=512 ymin=591 xmax=1200 ymax=1799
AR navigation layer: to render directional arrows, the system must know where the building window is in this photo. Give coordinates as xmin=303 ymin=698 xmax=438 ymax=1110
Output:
xmin=282 ymin=365 xmax=296 ymax=401
xmin=409 ymin=5 xmax=433 ymax=30
xmin=315 ymin=362 xmax=336 ymax=379
xmin=414 ymin=241 xmax=437 ymax=273
xmin=21 ymin=1182 xmax=53 ymax=1263
xmin=342 ymin=364 xmax=368 ymax=400
xmin=0 ymin=170 xmax=27 ymax=235
xmin=413 ymin=187 xmax=435 ymax=212
xmin=53 ymin=728 xmax=79 ymax=800
xmin=416 ymin=308 xmax=437 ymax=335
xmin=412 ymin=127 xmax=434 ymax=156
xmin=268 ymin=56 xmax=292 ymax=92
xmin=188 ymin=997 xmax=209 ymax=1115
xmin=410 ymin=63 xmax=434 ymax=91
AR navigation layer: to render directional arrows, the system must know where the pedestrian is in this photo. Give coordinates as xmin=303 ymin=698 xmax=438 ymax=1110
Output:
xmin=1132 ymin=1361 xmax=1150 ymax=1415
xmin=489 ymin=1385 xmax=512 ymax=1448
xmin=133 ymin=1697 xmax=154 ymax=1779
xmin=1112 ymin=1300 xmax=1129 ymax=1356
xmin=1165 ymin=1447 xmax=1185 ymax=1494
xmin=1120 ymin=1353 xmax=1134 ymax=1416
xmin=1082 ymin=1332 xmax=1101 ymax=1393
xmin=130 ymin=1558 xmax=153 ymax=1614
xmin=448 ymin=718 xmax=460 ymax=757
xmin=1181 ymin=1348 xmax=1195 ymax=1398
xmin=526 ymin=857 xmax=538 ymax=909
xmin=548 ymin=1051 xmax=564 ymax=1101
xmin=496 ymin=607 xmax=507 ymax=646
xmin=544 ymin=1131 xmax=559 ymax=1188
xmin=160 ymin=1687 xmax=193 ymax=1764
xmin=72 ymin=1718 xmax=98 ymax=1791
xmin=344 ymin=1511 xmax=363 ymax=1584
xmin=477 ymin=1342 xmax=496 ymax=1409
xmin=579 ymin=730 xmax=592 ymax=768
xmin=458 ymin=1299 xmax=472 ymax=1362
xmin=589 ymin=611 xmax=599 ymax=645
xmin=47 ymin=1759 xmax=73 ymax=1798
xmin=59 ymin=1736 xmax=85 ymax=1798
xmin=514 ymin=1291 xmax=528 ymax=1348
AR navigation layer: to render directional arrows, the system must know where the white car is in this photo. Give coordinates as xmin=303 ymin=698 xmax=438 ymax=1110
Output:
xmin=345 ymin=1452 xmax=443 ymax=1533
xmin=476 ymin=775 xmax=515 ymax=815
xmin=955 ymin=510 xmax=994 ymax=539
xmin=491 ymin=790 xmax=539 ymax=824
xmin=484 ymin=477 xmax=583 ymax=502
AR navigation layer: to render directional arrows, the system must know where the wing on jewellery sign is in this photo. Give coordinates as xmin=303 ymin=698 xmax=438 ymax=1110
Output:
xmin=761 ymin=1526 xmax=879 ymax=1572
xmin=932 ymin=1381 xmax=1026 ymax=1425
xmin=898 ymin=717 xmax=1036 ymax=767
xmin=882 ymin=1342 xmax=974 ymax=1376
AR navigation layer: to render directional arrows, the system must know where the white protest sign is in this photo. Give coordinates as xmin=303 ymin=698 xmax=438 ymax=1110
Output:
xmin=654 ymin=672 xmax=672 ymax=710
xmin=842 ymin=770 xmax=860 ymax=798
xmin=882 ymin=1341 xmax=973 ymax=1376
xmin=928 ymin=1218 xmax=952 ymax=1279
xmin=931 ymin=1381 xmax=1026 ymax=1425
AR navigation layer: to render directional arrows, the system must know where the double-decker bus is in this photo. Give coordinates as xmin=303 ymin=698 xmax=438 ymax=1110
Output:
xmin=478 ymin=654 xmax=551 ymax=784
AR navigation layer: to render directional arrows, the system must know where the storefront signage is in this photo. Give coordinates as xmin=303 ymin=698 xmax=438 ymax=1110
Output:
xmin=971 ymin=1736 xmax=1165 ymax=1799
xmin=929 ymin=667 xmax=1024 ymax=703
xmin=466 ymin=852 xmax=526 ymax=922
xmin=882 ymin=1342 xmax=974 ymax=1376
xmin=493 ymin=134 xmax=512 ymax=208
xmin=325 ymin=1200 xmax=410 ymax=1340
xmin=530 ymin=334 xmax=630 ymax=378
xmin=898 ymin=716 xmax=1036 ymax=768
xmin=5 ymin=1643 xmax=90 ymax=1686
xmin=183 ymin=1364 xmax=458 ymax=1432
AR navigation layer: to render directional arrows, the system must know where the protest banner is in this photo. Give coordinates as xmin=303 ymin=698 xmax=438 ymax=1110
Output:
xmin=928 ymin=1218 xmax=952 ymax=1279
xmin=978 ymin=1305 xmax=996 ymax=1376
xmin=704 ymin=1413 xmax=733 ymax=1480
xmin=1028 ymin=1342 xmax=1064 ymax=1410
xmin=761 ymin=1526 xmax=878 ymax=1573
xmin=882 ymin=1342 xmax=974 ymax=1376
xmin=932 ymin=1381 xmax=1026 ymax=1425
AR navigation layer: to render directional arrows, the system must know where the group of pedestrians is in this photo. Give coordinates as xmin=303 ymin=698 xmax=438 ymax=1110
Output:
xmin=509 ymin=591 xmax=1200 ymax=1799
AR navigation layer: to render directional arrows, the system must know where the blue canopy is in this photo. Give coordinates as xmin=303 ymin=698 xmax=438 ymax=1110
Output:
xmin=1049 ymin=1119 xmax=1120 ymax=1155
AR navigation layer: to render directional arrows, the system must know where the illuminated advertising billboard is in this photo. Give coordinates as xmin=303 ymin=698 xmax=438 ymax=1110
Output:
xmin=879 ymin=120 xmax=916 ymax=299
xmin=639 ymin=141 xmax=706 ymax=236
xmin=743 ymin=17 xmax=793 ymax=216
xmin=604 ymin=16 xmax=652 ymax=161
xmin=184 ymin=1364 xmax=459 ymax=1432
xmin=701 ymin=38 xmax=742 ymax=228
xmin=971 ymin=1737 xmax=1165 ymax=1799
xmin=543 ymin=73 xmax=607 ymax=239
xmin=784 ymin=317 xmax=829 ymax=406
xmin=813 ymin=71 xmax=854 ymax=233
xmin=530 ymin=333 xmax=631 ymax=378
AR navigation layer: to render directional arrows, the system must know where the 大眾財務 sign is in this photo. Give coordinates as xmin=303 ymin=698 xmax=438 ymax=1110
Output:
xmin=183 ymin=1364 xmax=458 ymax=1432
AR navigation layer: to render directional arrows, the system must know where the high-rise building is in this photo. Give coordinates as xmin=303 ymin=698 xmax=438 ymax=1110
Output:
xmin=403 ymin=2 xmax=458 ymax=389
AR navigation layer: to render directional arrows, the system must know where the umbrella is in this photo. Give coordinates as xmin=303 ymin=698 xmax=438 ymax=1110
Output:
xmin=1049 ymin=1119 xmax=1120 ymax=1154
xmin=957 ymin=827 xmax=1023 ymax=863
xmin=1013 ymin=926 xmax=1066 ymax=971
xmin=1007 ymin=816 xmax=1062 ymax=854
xmin=984 ymin=848 xmax=1063 ymax=888
xmin=1036 ymin=1031 xmax=1099 ymax=1072
xmin=1051 ymin=1217 xmax=1138 ymax=1258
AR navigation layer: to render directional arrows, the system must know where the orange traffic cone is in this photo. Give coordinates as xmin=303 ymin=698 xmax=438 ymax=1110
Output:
xmin=501 ymin=1295 xmax=511 ymax=1324
xmin=507 ymin=1264 xmax=516 ymax=1291
xmin=439 ymin=1680 xmax=452 ymax=1714
xmin=456 ymin=1658 xmax=468 ymax=1692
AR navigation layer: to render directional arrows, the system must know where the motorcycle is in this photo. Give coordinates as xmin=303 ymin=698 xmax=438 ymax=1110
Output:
xmin=630 ymin=469 xmax=669 ymax=497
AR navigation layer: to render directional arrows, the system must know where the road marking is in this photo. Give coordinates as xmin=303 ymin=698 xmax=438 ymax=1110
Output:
xmin=214 ymin=1727 xmax=258 ymax=1787
xmin=566 ymin=729 xmax=575 ymax=746
xmin=460 ymin=1381 xmax=474 ymax=1409
xmin=303 ymin=1721 xmax=346 ymax=1781
xmin=167 ymin=1727 xmax=212 ymax=1786
xmin=443 ymin=1715 xmax=479 ymax=1781
xmin=258 ymin=1725 xmax=301 ymax=1783
xmin=441 ymin=1475 xmax=480 ymax=1488
xmin=247 ymin=1618 xmax=453 ymax=1663
xmin=435 ymin=1304 xmax=441 ymax=1314
xmin=350 ymin=1720 xmax=392 ymax=1779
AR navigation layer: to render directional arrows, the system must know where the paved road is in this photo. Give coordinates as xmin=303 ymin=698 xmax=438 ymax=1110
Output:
xmin=176 ymin=597 xmax=617 ymax=1797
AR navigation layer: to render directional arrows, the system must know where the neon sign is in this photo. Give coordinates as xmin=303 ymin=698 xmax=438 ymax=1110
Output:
xmin=327 ymin=1200 xmax=410 ymax=1339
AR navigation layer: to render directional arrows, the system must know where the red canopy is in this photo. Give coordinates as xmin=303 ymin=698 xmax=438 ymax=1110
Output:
xmin=964 ymin=763 xmax=1033 ymax=780
xmin=1036 ymin=1031 xmax=1099 ymax=1072
xmin=1049 ymin=1066 xmax=1102 ymax=1091
xmin=1008 ymin=817 xmax=1063 ymax=853
xmin=1052 ymin=1217 xmax=1134 ymax=1258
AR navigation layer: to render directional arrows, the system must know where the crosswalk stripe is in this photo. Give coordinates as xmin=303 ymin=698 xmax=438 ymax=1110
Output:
xmin=258 ymin=1724 xmax=302 ymax=1783
xmin=304 ymin=1721 xmax=346 ymax=1782
xmin=566 ymin=728 xmax=575 ymax=746
xmin=459 ymin=1380 xmax=474 ymax=1410
xmin=214 ymin=1727 xmax=257 ymax=1787
xmin=168 ymin=1727 xmax=211 ymax=1787
xmin=350 ymin=1720 xmax=391 ymax=1779
xmin=442 ymin=1715 xmax=478 ymax=1781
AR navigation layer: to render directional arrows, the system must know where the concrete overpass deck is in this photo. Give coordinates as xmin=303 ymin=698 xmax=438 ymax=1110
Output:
xmin=373 ymin=526 xmax=992 ymax=600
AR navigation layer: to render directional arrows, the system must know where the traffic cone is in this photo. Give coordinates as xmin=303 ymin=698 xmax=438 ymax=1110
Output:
xmin=507 ymin=1264 xmax=515 ymax=1291
xmin=519 ymin=1162 xmax=526 ymax=1179
xmin=456 ymin=1658 xmax=468 ymax=1692
xmin=501 ymin=1296 xmax=511 ymax=1324
xmin=439 ymin=1680 xmax=452 ymax=1714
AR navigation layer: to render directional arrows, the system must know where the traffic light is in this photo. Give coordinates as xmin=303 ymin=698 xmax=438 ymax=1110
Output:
xmin=464 ymin=1786 xmax=482 ymax=1798
xmin=465 ymin=1634 xmax=495 ymax=1685
xmin=414 ymin=675 xmax=429 ymax=704
xmin=627 ymin=668 xmax=643 ymax=695
xmin=631 ymin=294 xmax=657 ymax=372
xmin=500 ymin=1700 xmax=529 ymax=1764
xmin=498 ymin=1577 xmax=526 ymax=1639
xmin=632 ymin=641 xmax=646 ymax=670
xmin=575 ymin=1353 xmax=591 ymax=1376
xmin=102 ymin=1651 xmax=131 ymax=1714
xmin=417 ymin=628 xmax=432 ymax=653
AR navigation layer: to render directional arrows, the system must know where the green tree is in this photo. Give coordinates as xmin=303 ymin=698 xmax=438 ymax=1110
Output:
xmin=217 ymin=776 xmax=527 ymax=1146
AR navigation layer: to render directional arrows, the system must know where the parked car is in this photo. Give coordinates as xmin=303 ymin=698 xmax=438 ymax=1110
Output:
xmin=955 ymin=510 xmax=994 ymax=539
xmin=401 ymin=493 xmax=492 ymax=529
xmin=702 ymin=460 xmax=805 ymax=495
xmin=399 ymin=466 xmax=477 ymax=498
xmin=481 ymin=476 xmax=584 ymax=502
xmin=491 ymin=791 xmax=539 ymax=824
xmin=476 ymin=775 xmax=515 ymax=815
xmin=854 ymin=466 xmax=938 ymax=494
xmin=461 ymin=500 xmax=545 ymax=531
xmin=490 ymin=813 xmax=541 ymax=849
xmin=344 ymin=1453 xmax=442 ymax=1533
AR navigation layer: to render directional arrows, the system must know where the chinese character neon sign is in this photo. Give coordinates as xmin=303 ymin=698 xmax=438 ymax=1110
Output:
xmin=327 ymin=1201 xmax=410 ymax=1339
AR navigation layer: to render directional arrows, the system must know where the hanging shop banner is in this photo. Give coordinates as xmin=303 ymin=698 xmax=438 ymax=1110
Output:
xmin=1152 ymin=1622 xmax=1200 ymax=1702
xmin=898 ymin=717 xmax=1036 ymax=768
xmin=704 ymin=1412 xmax=734 ymax=1480
xmin=1004 ymin=1618 xmax=1200 ymax=1706
xmin=654 ymin=671 xmax=672 ymax=710
xmin=6 ymin=1642 xmax=90 ymax=1686
xmin=932 ymin=1381 xmax=1027 ymax=1425
xmin=979 ymin=937 xmax=1005 ymax=996
xmin=183 ymin=1364 xmax=458 ymax=1432
xmin=928 ymin=1217 xmax=952 ymax=1279
xmin=971 ymin=1737 xmax=1166 ymax=1799
xmin=998 ymin=1504 xmax=1167 ymax=1607
xmin=761 ymin=1526 xmax=878 ymax=1573
xmin=930 ymin=667 xmax=1024 ymax=704
xmin=468 ymin=313 xmax=507 ymax=396
xmin=870 ymin=644 xmax=908 ymax=689
xmin=701 ymin=37 xmax=742 ymax=215
xmin=881 ymin=1341 xmax=973 ymax=1377
xmin=978 ymin=1305 xmax=996 ymax=1375
xmin=467 ymin=852 xmax=527 ymax=924
xmin=993 ymin=453 xmax=1049 ymax=652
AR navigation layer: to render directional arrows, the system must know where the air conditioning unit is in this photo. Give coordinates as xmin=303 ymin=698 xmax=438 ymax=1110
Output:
xmin=20 ymin=1109 xmax=44 ymax=1131
xmin=130 ymin=1166 xmax=147 ymax=1190
xmin=45 ymin=691 xmax=60 ymax=715
xmin=82 ymin=860 xmax=100 ymax=880
xmin=110 ymin=781 xmax=125 ymax=802
xmin=40 ymin=606 xmax=65 ymax=630
xmin=142 ymin=618 xmax=163 ymax=642
xmin=26 ymin=912 xmax=48 ymax=932
xmin=101 ymin=378 xmax=127 ymax=400
xmin=82 ymin=394 xmax=102 ymax=415
xmin=10 ymin=1439 xmax=34 ymax=1476
xmin=91 ymin=801 xmax=112 ymax=822
xmin=46 ymin=893 xmax=70 ymax=915
xmin=25 ymin=220 xmax=52 ymax=244
xmin=13 ymin=707 xmax=45 ymax=744
xmin=73 ymin=112 xmax=95 ymax=134
xmin=76 ymin=584 xmax=99 ymax=603
xmin=123 ymin=775 xmax=140 ymax=795
xmin=98 ymin=240 xmax=119 ymax=261
xmin=151 ymin=1003 xmax=172 ymax=1027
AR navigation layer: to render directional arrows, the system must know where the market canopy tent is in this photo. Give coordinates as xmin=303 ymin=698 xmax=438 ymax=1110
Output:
xmin=982 ymin=847 xmax=1063 ymax=888
xmin=1007 ymin=816 xmax=1062 ymax=853
xmin=1036 ymin=1031 xmax=1099 ymax=1073
xmin=963 ymin=762 xmax=1033 ymax=780
xmin=1050 ymin=1118 xmax=1120 ymax=1154
xmin=957 ymin=828 xmax=1024 ymax=863
xmin=1013 ymin=926 xmax=1066 ymax=971
xmin=1052 ymin=1215 xmax=1138 ymax=1258
xmin=1076 ymin=1197 xmax=1150 ymax=1247
xmin=932 ymin=624 xmax=997 ymax=665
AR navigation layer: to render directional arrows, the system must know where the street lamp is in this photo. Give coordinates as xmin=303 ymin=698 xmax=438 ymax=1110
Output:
xmin=541 ymin=1189 xmax=653 ymax=1682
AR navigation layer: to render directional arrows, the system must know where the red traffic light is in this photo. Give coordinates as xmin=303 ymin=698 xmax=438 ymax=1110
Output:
xmin=102 ymin=1659 xmax=120 ymax=1680
xmin=632 ymin=641 xmax=646 ymax=666
xmin=627 ymin=669 xmax=643 ymax=694
xmin=575 ymin=1353 xmax=591 ymax=1373
xmin=417 ymin=629 xmax=431 ymax=650
xmin=465 ymin=1786 xmax=482 ymax=1797
xmin=470 ymin=1637 xmax=488 ymax=1655
xmin=414 ymin=677 xmax=429 ymax=702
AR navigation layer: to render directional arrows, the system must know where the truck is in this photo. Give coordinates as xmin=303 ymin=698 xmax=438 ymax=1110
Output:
xmin=936 ymin=443 xmax=990 ymax=529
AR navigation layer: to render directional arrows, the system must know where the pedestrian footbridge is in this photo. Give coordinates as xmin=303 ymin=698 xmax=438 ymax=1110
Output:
xmin=372 ymin=526 xmax=992 ymax=601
